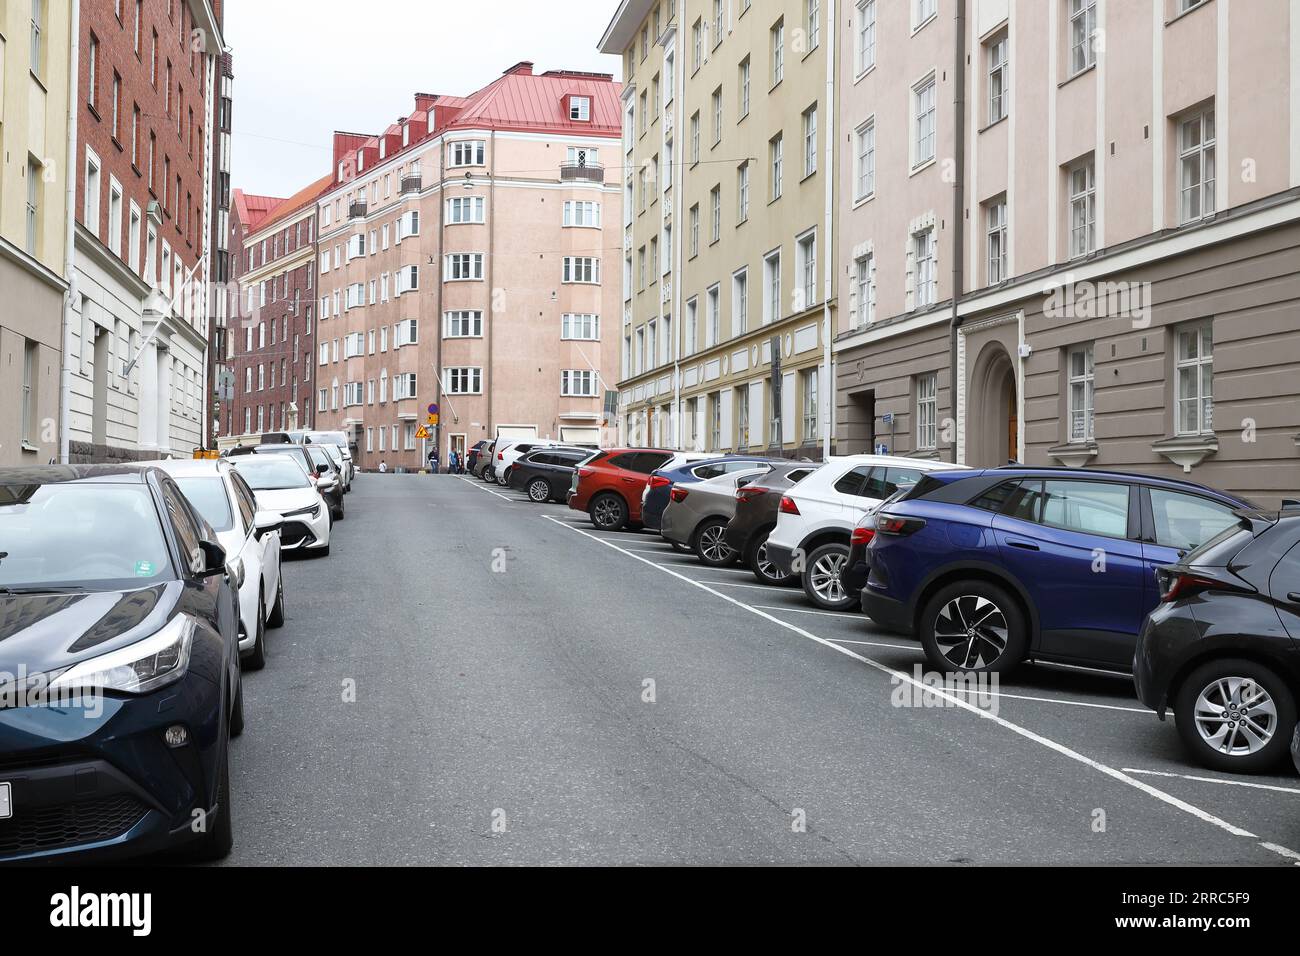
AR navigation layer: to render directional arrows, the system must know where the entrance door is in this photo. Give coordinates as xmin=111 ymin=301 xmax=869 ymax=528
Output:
xmin=1007 ymin=375 xmax=1019 ymax=463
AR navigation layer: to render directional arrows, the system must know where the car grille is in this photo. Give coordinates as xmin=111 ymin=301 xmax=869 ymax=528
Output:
xmin=280 ymin=521 xmax=312 ymax=547
xmin=0 ymin=794 xmax=149 ymax=855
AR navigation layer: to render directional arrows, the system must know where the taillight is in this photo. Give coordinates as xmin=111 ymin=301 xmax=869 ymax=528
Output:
xmin=497 ymin=451 xmax=504 ymax=460
xmin=875 ymin=513 xmax=926 ymax=536
xmin=851 ymin=526 xmax=876 ymax=547
xmin=577 ymin=467 xmax=593 ymax=478
xmin=649 ymin=475 xmax=672 ymax=490
xmin=779 ymin=495 xmax=800 ymax=515
xmin=736 ymin=486 xmax=769 ymax=503
xmin=670 ymin=487 xmax=689 ymax=503
xmin=1159 ymin=572 xmax=1231 ymax=603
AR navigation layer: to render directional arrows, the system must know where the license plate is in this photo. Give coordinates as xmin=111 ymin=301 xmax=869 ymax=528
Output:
xmin=0 ymin=783 xmax=10 ymax=820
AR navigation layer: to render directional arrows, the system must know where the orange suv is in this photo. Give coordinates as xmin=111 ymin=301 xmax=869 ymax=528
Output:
xmin=567 ymin=448 xmax=675 ymax=531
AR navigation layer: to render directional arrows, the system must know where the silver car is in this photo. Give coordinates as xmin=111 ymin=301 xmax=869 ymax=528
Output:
xmin=661 ymin=466 xmax=772 ymax=567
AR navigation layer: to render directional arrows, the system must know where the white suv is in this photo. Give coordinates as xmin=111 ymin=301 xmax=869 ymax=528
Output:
xmin=765 ymin=455 xmax=965 ymax=611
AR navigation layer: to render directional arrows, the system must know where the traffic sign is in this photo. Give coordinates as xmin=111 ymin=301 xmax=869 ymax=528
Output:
xmin=426 ymin=413 xmax=439 ymax=426
xmin=427 ymin=403 xmax=439 ymax=415
xmin=415 ymin=425 xmax=430 ymax=440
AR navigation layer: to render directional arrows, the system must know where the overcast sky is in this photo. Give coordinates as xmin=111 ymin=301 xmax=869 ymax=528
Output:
xmin=227 ymin=0 xmax=623 ymax=198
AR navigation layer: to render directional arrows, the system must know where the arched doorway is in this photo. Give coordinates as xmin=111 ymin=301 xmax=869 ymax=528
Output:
xmin=968 ymin=343 xmax=1018 ymax=467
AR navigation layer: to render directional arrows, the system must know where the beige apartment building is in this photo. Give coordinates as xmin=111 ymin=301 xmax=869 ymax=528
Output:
xmin=834 ymin=0 xmax=1300 ymax=506
xmin=0 ymin=0 xmax=72 ymax=465
xmin=311 ymin=63 xmax=623 ymax=471
xmin=601 ymin=0 xmax=837 ymax=456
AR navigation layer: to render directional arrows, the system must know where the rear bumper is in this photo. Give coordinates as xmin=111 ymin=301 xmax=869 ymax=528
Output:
xmin=766 ymin=542 xmax=796 ymax=578
xmin=861 ymin=588 xmax=913 ymax=634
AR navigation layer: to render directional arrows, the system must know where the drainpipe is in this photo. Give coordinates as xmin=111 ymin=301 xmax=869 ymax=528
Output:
xmin=948 ymin=0 xmax=968 ymax=465
xmin=820 ymin=0 xmax=837 ymax=461
xmin=58 ymin=0 xmax=82 ymax=465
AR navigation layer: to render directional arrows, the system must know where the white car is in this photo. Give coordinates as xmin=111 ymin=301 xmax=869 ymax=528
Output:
xmin=766 ymin=455 xmax=966 ymax=611
xmin=150 ymin=458 xmax=285 ymax=669
xmin=495 ymin=440 xmax=586 ymax=486
xmin=227 ymin=453 xmax=333 ymax=558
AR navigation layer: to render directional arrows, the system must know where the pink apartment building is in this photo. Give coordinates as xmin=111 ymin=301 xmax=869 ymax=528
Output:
xmin=310 ymin=62 xmax=623 ymax=471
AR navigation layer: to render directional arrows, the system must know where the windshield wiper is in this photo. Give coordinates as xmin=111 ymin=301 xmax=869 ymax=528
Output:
xmin=0 ymin=586 xmax=88 ymax=596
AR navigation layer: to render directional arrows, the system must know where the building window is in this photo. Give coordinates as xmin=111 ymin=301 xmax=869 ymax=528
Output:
xmin=25 ymin=159 xmax=41 ymax=255
xmin=444 ymin=311 xmax=483 ymax=338
xmin=796 ymin=231 xmax=816 ymax=309
xmin=30 ymin=0 xmax=43 ymax=78
xmin=690 ymin=111 xmax=701 ymax=164
xmin=448 ymin=141 xmax=486 ymax=167
xmin=706 ymin=285 xmax=720 ymax=346
xmin=689 ymin=204 xmax=700 ymax=256
xmin=569 ymin=96 xmax=591 ymax=121
xmin=684 ymin=298 xmax=698 ymax=357
xmin=562 ymin=313 xmax=599 ymax=340
xmin=711 ymin=87 xmax=723 ymax=145
xmin=21 ymin=341 xmax=38 ymax=446
xmin=1175 ymin=323 xmax=1213 ymax=435
xmin=738 ymin=57 xmax=750 ymax=119
xmin=763 ymin=249 xmax=781 ymax=324
xmin=913 ymin=74 xmax=937 ymax=167
xmin=913 ymin=227 xmax=937 ymax=308
xmin=853 ymin=253 xmax=874 ymax=328
xmin=988 ymin=35 xmax=1009 ymax=124
xmin=916 ymin=373 xmax=937 ymax=450
xmin=710 ymin=186 xmax=721 ymax=242
xmin=563 ymin=201 xmax=601 ymax=228
xmin=1068 ymin=157 xmax=1096 ymax=258
xmin=802 ymin=104 xmax=818 ymax=177
xmin=737 ymin=162 xmax=750 ymax=222
xmin=802 ymin=368 xmax=819 ymax=441
xmin=986 ymin=198 xmax=1007 ymax=284
xmin=1178 ymin=107 xmax=1216 ymax=224
xmin=692 ymin=18 xmax=703 ymax=71
xmin=562 ymin=257 xmax=600 ymax=284
xmin=1069 ymin=0 xmax=1097 ymax=76
xmin=561 ymin=370 xmax=599 ymax=397
xmin=806 ymin=0 xmax=820 ymax=48
xmin=1067 ymin=344 xmax=1095 ymax=442
xmin=769 ymin=133 xmax=783 ymax=200
xmin=732 ymin=269 xmax=748 ymax=337
xmin=710 ymin=393 xmax=722 ymax=448
xmin=854 ymin=119 xmax=875 ymax=201
xmin=444 ymin=254 xmax=484 ymax=281
xmin=855 ymin=0 xmax=876 ymax=75
xmin=915 ymin=0 xmax=937 ymax=26
xmin=770 ymin=18 xmax=783 ymax=86
xmin=447 ymin=196 xmax=486 ymax=224
xmin=84 ymin=149 xmax=102 ymax=237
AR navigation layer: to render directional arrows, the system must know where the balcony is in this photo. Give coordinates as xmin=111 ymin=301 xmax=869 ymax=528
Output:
xmin=400 ymin=175 xmax=422 ymax=194
xmin=348 ymin=201 xmax=368 ymax=220
xmin=560 ymin=162 xmax=604 ymax=184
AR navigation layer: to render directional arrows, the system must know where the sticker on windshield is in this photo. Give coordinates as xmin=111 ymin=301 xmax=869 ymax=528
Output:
xmin=134 ymin=560 xmax=155 ymax=577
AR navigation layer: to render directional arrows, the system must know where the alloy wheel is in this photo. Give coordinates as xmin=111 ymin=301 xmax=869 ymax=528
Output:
xmin=593 ymin=497 xmax=622 ymax=528
xmin=1193 ymin=676 xmax=1278 ymax=756
xmin=698 ymin=525 xmax=732 ymax=563
xmin=755 ymin=541 xmax=780 ymax=581
xmin=528 ymin=479 xmax=550 ymax=502
xmin=933 ymin=595 xmax=1009 ymax=670
xmin=809 ymin=552 xmax=848 ymax=604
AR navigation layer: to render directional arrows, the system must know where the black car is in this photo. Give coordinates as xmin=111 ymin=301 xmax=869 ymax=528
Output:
xmin=1134 ymin=507 xmax=1300 ymax=773
xmin=509 ymin=447 xmax=592 ymax=502
xmin=723 ymin=461 xmax=819 ymax=584
xmin=0 ymin=466 xmax=244 ymax=862
xmin=466 ymin=441 xmax=487 ymax=476
xmin=228 ymin=443 xmax=343 ymax=520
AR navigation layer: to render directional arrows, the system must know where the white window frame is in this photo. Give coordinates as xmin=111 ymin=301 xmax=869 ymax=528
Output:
xmin=1068 ymin=157 xmax=1096 ymax=259
xmin=1067 ymin=343 xmax=1095 ymax=443
xmin=916 ymin=373 xmax=938 ymax=450
xmin=1174 ymin=322 xmax=1214 ymax=436
xmin=1178 ymin=107 xmax=1216 ymax=225
xmin=912 ymin=73 xmax=937 ymax=168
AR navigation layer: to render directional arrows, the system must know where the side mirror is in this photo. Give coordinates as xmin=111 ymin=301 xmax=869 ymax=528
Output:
xmin=198 ymin=540 xmax=227 ymax=577
xmin=253 ymin=512 xmax=283 ymax=540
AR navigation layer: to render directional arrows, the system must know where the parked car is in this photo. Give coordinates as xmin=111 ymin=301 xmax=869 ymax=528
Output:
xmin=152 ymin=458 xmax=285 ymax=670
xmin=1134 ymin=506 xmax=1300 ymax=773
xmin=862 ymin=466 xmax=1252 ymax=674
xmin=466 ymin=441 xmax=487 ymax=476
xmin=318 ymin=443 xmax=352 ymax=494
xmin=304 ymin=445 xmax=346 ymax=520
xmin=642 ymin=455 xmax=776 ymax=532
xmin=841 ymin=487 xmax=919 ymax=599
xmin=289 ymin=429 xmax=355 ymax=489
xmin=0 ymin=465 xmax=242 ymax=862
xmin=474 ymin=439 xmax=499 ymax=480
xmin=568 ymin=448 xmax=676 ymax=531
xmin=724 ymin=461 xmax=822 ymax=584
xmin=495 ymin=440 xmax=586 ymax=487
xmin=661 ymin=467 xmax=773 ymax=566
xmin=227 ymin=454 xmax=332 ymax=557
xmin=509 ymin=447 xmax=594 ymax=502
xmin=766 ymin=456 xmax=966 ymax=611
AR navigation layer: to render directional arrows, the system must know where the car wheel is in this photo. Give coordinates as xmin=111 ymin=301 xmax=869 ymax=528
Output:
xmin=589 ymin=493 xmax=628 ymax=531
xmin=230 ymin=672 xmax=245 ymax=738
xmin=527 ymin=478 xmax=551 ymax=503
xmin=748 ymin=532 xmax=796 ymax=586
xmin=1174 ymin=659 xmax=1298 ymax=773
xmin=335 ymin=497 xmax=345 ymax=521
xmin=919 ymin=580 xmax=1027 ymax=674
xmin=498 ymin=468 xmax=511 ymax=486
xmin=183 ymin=717 xmax=233 ymax=862
xmin=267 ymin=573 xmax=285 ymax=628
xmin=692 ymin=518 xmax=737 ymax=567
xmin=802 ymin=542 xmax=857 ymax=611
xmin=242 ymin=594 xmax=267 ymax=671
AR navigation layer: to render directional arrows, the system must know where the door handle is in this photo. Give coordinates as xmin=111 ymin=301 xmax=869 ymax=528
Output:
xmin=1005 ymin=539 xmax=1040 ymax=551
xmin=1288 ymin=592 xmax=1300 ymax=605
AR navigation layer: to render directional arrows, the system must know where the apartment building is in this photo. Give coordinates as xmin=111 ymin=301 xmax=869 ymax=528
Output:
xmin=65 ymin=0 xmax=224 ymax=462
xmin=312 ymin=62 xmax=622 ymax=471
xmin=834 ymin=0 xmax=1300 ymax=506
xmin=0 ymin=0 xmax=72 ymax=465
xmin=601 ymin=0 xmax=837 ymax=456
xmin=228 ymin=178 xmax=327 ymax=438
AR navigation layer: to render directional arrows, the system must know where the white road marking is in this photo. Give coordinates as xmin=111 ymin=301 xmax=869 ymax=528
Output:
xmin=817 ymin=637 xmax=920 ymax=651
xmin=545 ymin=514 xmax=1299 ymax=860
xmin=695 ymin=579 xmax=793 ymax=593
xmin=753 ymin=604 xmax=861 ymax=620
xmin=1122 ymin=768 xmax=1300 ymax=795
xmin=1258 ymin=843 xmax=1300 ymax=865
xmin=944 ymin=688 xmax=1152 ymax=714
xmin=456 ymin=476 xmax=514 ymax=502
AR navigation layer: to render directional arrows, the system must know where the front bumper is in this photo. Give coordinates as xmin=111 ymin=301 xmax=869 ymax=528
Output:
xmin=278 ymin=505 xmax=330 ymax=551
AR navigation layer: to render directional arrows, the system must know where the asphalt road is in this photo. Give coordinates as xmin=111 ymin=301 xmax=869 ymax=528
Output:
xmin=225 ymin=473 xmax=1300 ymax=865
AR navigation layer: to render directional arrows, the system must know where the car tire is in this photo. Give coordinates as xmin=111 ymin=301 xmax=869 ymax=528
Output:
xmin=527 ymin=478 xmax=551 ymax=503
xmin=919 ymin=580 xmax=1028 ymax=674
xmin=230 ymin=673 xmax=245 ymax=738
xmin=242 ymin=594 xmax=267 ymax=671
xmin=747 ymin=532 xmax=797 ymax=586
xmin=668 ymin=541 xmax=690 ymax=553
xmin=692 ymin=518 xmax=738 ymax=567
xmin=1173 ymin=658 xmax=1298 ymax=774
xmin=802 ymin=542 xmax=858 ymax=611
xmin=267 ymin=573 xmax=285 ymax=628
xmin=589 ymin=493 xmax=628 ymax=531
xmin=183 ymin=718 xmax=234 ymax=862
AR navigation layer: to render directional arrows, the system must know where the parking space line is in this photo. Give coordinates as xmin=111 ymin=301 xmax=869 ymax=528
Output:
xmin=692 ymin=579 xmax=791 ymax=592
xmin=456 ymin=476 xmax=515 ymax=502
xmin=753 ymin=604 xmax=860 ymax=621
xmin=820 ymin=637 xmax=920 ymax=651
xmin=543 ymin=513 xmax=1300 ymax=861
xmin=1122 ymin=768 xmax=1300 ymax=795
xmin=943 ymin=688 xmax=1152 ymax=714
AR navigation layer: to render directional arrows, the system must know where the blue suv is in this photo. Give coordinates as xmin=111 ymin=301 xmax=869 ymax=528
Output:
xmin=861 ymin=467 xmax=1252 ymax=674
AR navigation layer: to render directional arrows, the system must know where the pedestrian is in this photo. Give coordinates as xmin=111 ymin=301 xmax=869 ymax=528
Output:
xmin=378 ymin=459 xmax=388 ymax=474
xmin=428 ymin=447 xmax=440 ymax=474
xmin=448 ymin=449 xmax=459 ymax=474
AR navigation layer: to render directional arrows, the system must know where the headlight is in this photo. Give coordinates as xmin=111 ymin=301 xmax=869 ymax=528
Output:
xmin=49 ymin=615 xmax=195 ymax=695
xmin=284 ymin=503 xmax=321 ymax=519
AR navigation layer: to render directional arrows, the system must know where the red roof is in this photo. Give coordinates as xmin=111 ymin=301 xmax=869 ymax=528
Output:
xmin=232 ymin=190 xmax=283 ymax=232
xmin=258 ymin=173 xmax=334 ymax=231
xmin=447 ymin=64 xmax=621 ymax=137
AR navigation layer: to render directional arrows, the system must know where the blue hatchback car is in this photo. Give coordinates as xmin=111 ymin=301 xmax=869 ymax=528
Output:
xmin=861 ymin=467 xmax=1252 ymax=674
xmin=642 ymin=456 xmax=781 ymax=532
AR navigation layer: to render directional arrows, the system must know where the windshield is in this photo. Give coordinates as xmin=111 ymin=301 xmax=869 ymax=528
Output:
xmin=174 ymin=477 xmax=234 ymax=532
xmin=229 ymin=457 xmax=311 ymax=490
xmin=0 ymin=483 xmax=173 ymax=590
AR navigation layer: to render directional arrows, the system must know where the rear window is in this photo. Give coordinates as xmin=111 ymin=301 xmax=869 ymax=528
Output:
xmin=230 ymin=457 xmax=310 ymax=490
xmin=1149 ymin=487 xmax=1241 ymax=551
xmin=833 ymin=466 xmax=871 ymax=496
xmin=174 ymin=477 xmax=234 ymax=533
xmin=969 ymin=480 xmax=1022 ymax=513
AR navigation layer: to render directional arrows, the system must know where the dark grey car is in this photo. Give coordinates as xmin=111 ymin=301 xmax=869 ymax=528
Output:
xmin=723 ymin=461 xmax=820 ymax=584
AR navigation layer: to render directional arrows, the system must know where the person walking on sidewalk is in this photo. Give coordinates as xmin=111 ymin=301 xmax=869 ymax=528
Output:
xmin=378 ymin=459 xmax=388 ymax=474
xmin=428 ymin=447 xmax=440 ymax=474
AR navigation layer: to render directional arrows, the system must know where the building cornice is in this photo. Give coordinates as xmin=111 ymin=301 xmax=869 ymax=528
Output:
xmin=0 ymin=236 xmax=69 ymax=293
xmin=237 ymin=245 xmax=315 ymax=288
